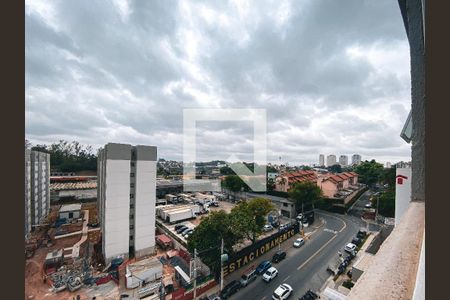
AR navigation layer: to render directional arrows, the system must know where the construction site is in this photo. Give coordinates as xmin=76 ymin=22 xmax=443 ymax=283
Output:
xmin=25 ymin=201 xmax=217 ymax=300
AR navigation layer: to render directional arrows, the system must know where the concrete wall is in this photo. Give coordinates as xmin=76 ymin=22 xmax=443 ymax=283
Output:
xmin=134 ymin=159 xmax=157 ymax=257
xmin=25 ymin=150 xmax=31 ymax=238
xmin=319 ymin=180 xmax=338 ymax=198
xmin=98 ymin=143 xmax=158 ymax=263
xmin=395 ymin=168 xmax=412 ymax=226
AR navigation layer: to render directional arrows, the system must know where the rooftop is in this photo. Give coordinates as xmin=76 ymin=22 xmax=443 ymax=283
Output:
xmin=59 ymin=203 xmax=82 ymax=213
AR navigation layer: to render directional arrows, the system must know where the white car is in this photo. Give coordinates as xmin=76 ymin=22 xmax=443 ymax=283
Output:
xmin=272 ymin=283 xmax=293 ymax=300
xmin=344 ymin=243 xmax=357 ymax=253
xmin=293 ymin=238 xmax=305 ymax=248
xmin=263 ymin=224 xmax=274 ymax=232
xmin=262 ymin=267 xmax=278 ymax=282
xmin=364 ymin=203 xmax=372 ymax=208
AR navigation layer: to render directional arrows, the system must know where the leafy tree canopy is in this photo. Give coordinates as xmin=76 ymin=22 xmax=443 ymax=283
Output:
xmin=27 ymin=139 xmax=97 ymax=172
xmin=288 ymin=181 xmax=322 ymax=213
xmin=353 ymin=160 xmax=384 ymax=187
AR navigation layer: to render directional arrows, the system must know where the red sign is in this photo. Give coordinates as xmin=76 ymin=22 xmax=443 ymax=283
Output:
xmin=396 ymin=175 xmax=408 ymax=185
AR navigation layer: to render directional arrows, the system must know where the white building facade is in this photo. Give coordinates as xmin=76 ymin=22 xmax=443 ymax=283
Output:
xmin=352 ymin=154 xmax=362 ymax=165
xmin=339 ymin=155 xmax=348 ymax=166
xmin=326 ymin=154 xmax=337 ymax=167
xmin=25 ymin=150 xmax=50 ymax=239
xmin=97 ymin=143 xmax=157 ymax=263
xmin=319 ymin=154 xmax=325 ymax=167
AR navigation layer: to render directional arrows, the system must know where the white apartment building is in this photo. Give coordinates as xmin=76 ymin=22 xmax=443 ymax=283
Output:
xmin=326 ymin=154 xmax=337 ymax=167
xmin=25 ymin=150 xmax=50 ymax=239
xmin=97 ymin=143 xmax=157 ymax=264
xmin=339 ymin=155 xmax=348 ymax=166
xmin=352 ymin=154 xmax=362 ymax=165
xmin=319 ymin=154 xmax=325 ymax=167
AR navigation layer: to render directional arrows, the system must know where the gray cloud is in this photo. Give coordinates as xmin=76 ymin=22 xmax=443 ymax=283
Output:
xmin=25 ymin=0 xmax=411 ymax=165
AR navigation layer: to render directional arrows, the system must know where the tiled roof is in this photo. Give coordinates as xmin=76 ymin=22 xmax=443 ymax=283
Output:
xmin=50 ymin=181 xmax=97 ymax=191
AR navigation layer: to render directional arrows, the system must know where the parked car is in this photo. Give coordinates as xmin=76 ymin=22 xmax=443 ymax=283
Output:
xmin=299 ymin=290 xmax=319 ymax=300
xmin=256 ymin=260 xmax=272 ymax=275
xmin=272 ymin=283 xmax=293 ymax=300
xmin=176 ymin=225 xmax=188 ymax=234
xmin=364 ymin=203 xmax=372 ymax=208
xmin=352 ymin=237 xmax=362 ymax=246
xmin=88 ymin=222 xmax=99 ymax=228
xmin=293 ymin=238 xmax=305 ymax=248
xmin=278 ymin=224 xmax=289 ymax=232
xmin=240 ymin=269 xmax=257 ymax=287
xmin=344 ymin=243 xmax=357 ymax=253
xmin=272 ymin=250 xmax=286 ymax=263
xmin=174 ymin=224 xmax=186 ymax=231
xmin=220 ymin=280 xmax=241 ymax=299
xmin=357 ymin=229 xmax=367 ymax=239
xmin=262 ymin=267 xmax=278 ymax=282
xmin=180 ymin=228 xmax=192 ymax=236
xmin=183 ymin=229 xmax=194 ymax=238
xmin=263 ymin=224 xmax=274 ymax=232
xmin=210 ymin=201 xmax=220 ymax=207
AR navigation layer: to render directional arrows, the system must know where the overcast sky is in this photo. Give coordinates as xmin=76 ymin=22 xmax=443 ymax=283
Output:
xmin=25 ymin=0 xmax=412 ymax=165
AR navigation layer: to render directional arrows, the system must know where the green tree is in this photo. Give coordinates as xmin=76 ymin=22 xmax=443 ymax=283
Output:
xmin=329 ymin=164 xmax=342 ymax=173
xmin=222 ymin=175 xmax=248 ymax=194
xmin=230 ymin=198 xmax=274 ymax=244
xmin=373 ymin=190 xmax=395 ymax=217
xmin=267 ymin=178 xmax=275 ymax=192
xmin=354 ymin=160 xmax=384 ymax=187
xmin=30 ymin=140 xmax=97 ymax=172
xmin=381 ymin=167 xmax=396 ymax=190
xmin=187 ymin=211 xmax=239 ymax=276
xmin=288 ymin=181 xmax=322 ymax=213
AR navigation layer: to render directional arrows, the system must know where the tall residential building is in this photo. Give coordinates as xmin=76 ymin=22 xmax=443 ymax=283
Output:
xmin=352 ymin=154 xmax=362 ymax=166
xmin=319 ymin=154 xmax=325 ymax=167
xmin=326 ymin=155 xmax=337 ymax=167
xmin=25 ymin=150 xmax=50 ymax=238
xmin=386 ymin=162 xmax=392 ymax=168
xmin=339 ymin=155 xmax=348 ymax=166
xmin=97 ymin=143 xmax=157 ymax=264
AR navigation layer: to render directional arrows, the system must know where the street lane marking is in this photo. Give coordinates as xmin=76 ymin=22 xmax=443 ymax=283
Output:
xmin=261 ymin=297 xmax=266 ymax=300
xmin=317 ymin=212 xmax=347 ymax=232
xmin=324 ymin=228 xmax=338 ymax=234
xmin=297 ymin=234 xmax=338 ymax=270
xmin=283 ymin=275 xmax=290 ymax=282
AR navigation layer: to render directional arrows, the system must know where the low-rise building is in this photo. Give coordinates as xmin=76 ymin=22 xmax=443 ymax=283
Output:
xmin=50 ymin=180 xmax=97 ymax=202
xmin=317 ymin=172 xmax=359 ymax=198
xmin=58 ymin=204 xmax=82 ymax=221
xmin=275 ymin=170 xmax=317 ymax=193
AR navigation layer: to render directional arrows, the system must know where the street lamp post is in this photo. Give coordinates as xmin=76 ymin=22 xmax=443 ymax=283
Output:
xmin=193 ymin=248 xmax=197 ymax=300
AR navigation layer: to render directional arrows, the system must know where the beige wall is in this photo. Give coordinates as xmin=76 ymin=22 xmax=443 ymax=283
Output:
xmin=319 ymin=180 xmax=338 ymax=198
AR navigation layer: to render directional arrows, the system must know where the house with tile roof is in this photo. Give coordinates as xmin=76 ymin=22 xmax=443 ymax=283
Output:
xmin=275 ymin=170 xmax=318 ymax=192
xmin=317 ymin=172 xmax=359 ymax=198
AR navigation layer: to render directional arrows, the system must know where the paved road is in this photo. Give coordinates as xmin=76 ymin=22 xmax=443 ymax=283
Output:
xmin=347 ymin=190 xmax=381 ymax=232
xmin=227 ymin=211 xmax=362 ymax=300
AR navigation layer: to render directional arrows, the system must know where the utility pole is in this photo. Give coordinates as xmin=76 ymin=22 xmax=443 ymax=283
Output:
xmin=301 ymin=202 xmax=305 ymax=238
xmin=375 ymin=195 xmax=380 ymax=223
xmin=220 ymin=238 xmax=224 ymax=292
xmin=193 ymin=248 xmax=197 ymax=300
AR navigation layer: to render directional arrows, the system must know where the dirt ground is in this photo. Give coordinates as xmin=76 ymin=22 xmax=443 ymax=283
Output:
xmin=25 ymin=235 xmax=82 ymax=300
xmin=25 ymin=203 xmax=101 ymax=300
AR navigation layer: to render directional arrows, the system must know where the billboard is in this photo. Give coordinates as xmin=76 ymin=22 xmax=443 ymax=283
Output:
xmin=222 ymin=222 xmax=300 ymax=276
